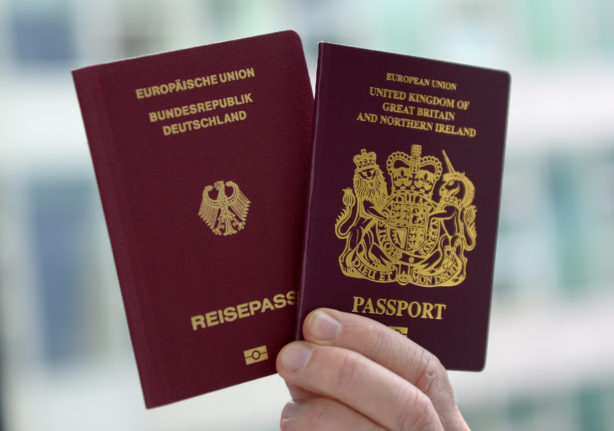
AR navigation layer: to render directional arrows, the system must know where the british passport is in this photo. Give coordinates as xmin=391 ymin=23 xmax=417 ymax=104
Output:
xmin=72 ymin=31 xmax=313 ymax=407
xmin=297 ymin=43 xmax=510 ymax=371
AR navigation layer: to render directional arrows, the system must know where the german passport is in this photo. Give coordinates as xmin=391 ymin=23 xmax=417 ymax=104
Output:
xmin=298 ymin=43 xmax=510 ymax=370
xmin=72 ymin=31 xmax=313 ymax=407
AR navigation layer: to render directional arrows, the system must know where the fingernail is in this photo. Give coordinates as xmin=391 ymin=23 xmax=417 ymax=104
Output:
xmin=280 ymin=402 xmax=298 ymax=430
xmin=281 ymin=401 xmax=299 ymax=419
xmin=280 ymin=343 xmax=312 ymax=371
xmin=309 ymin=310 xmax=341 ymax=341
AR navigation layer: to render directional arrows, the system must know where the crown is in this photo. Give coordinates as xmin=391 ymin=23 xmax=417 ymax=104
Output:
xmin=353 ymin=149 xmax=377 ymax=170
xmin=386 ymin=144 xmax=442 ymax=197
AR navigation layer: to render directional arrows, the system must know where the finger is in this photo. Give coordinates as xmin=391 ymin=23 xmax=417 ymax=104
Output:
xmin=280 ymin=398 xmax=386 ymax=431
xmin=277 ymin=341 xmax=443 ymax=431
xmin=302 ymin=308 xmax=466 ymax=428
xmin=284 ymin=381 xmax=317 ymax=401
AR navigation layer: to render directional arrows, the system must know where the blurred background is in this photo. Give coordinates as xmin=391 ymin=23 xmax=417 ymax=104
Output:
xmin=1 ymin=0 xmax=614 ymax=429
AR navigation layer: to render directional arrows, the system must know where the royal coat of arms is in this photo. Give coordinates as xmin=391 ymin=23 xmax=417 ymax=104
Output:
xmin=334 ymin=145 xmax=477 ymax=287
xmin=199 ymin=180 xmax=250 ymax=236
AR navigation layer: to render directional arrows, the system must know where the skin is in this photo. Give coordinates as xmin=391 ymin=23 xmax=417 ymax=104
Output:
xmin=276 ymin=308 xmax=470 ymax=431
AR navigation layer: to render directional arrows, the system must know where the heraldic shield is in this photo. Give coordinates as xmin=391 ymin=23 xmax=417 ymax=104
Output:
xmin=334 ymin=145 xmax=477 ymax=287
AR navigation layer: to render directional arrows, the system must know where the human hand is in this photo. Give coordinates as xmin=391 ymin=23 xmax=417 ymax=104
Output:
xmin=276 ymin=308 xmax=470 ymax=430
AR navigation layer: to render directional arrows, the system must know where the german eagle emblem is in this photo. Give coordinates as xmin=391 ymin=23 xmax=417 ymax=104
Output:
xmin=335 ymin=145 xmax=477 ymax=287
xmin=198 ymin=180 xmax=250 ymax=236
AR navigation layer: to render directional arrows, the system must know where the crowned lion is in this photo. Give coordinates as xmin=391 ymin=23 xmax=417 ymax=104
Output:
xmin=335 ymin=149 xmax=390 ymax=274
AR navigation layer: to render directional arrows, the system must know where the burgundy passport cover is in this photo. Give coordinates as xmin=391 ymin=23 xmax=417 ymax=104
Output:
xmin=72 ymin=31 xmax=313 ymax=407
xmin=298 ymin=43 xmax=510 ymax=371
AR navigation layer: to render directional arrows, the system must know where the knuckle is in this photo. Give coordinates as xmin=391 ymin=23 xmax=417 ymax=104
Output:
xmin=331 ymin=350 xmax=364 ymax=392
xmin=363 ymin=321 xmax=389 ymax=357
xmin=414 ymin=348 xmax=446 ymax=396
xmin=397 ymin=388 xmax=440 ymax=431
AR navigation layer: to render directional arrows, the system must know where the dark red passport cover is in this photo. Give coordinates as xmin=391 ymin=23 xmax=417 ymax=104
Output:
xmin=298 ymin=43 xmax=510 ymax=371
xmin=72 ymin=31 xmax=313 ymax=407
